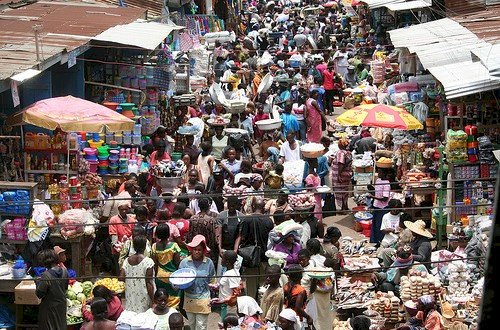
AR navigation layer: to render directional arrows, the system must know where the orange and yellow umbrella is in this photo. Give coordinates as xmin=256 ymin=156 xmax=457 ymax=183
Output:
xmin=335 ymin=104 xmax=423 ymax=130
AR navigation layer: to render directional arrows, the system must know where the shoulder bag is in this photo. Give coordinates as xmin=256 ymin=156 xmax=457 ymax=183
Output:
xmin=238 ymin=218 xmax=261 ymax=268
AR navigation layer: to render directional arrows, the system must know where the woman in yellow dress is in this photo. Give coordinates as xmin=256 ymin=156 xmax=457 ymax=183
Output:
xmin=152 ymin=223 xmax=181 ymax=308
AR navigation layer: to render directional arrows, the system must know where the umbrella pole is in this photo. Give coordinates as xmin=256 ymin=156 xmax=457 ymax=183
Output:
xmin=67 ymin=133 xmax=70 ymax=180
xmin=372 ymin=142 xmax=377 ymax=184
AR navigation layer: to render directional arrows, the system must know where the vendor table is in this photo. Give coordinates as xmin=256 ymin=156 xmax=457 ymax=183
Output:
xmin=0 ymin=235 xmax=87 ymax=276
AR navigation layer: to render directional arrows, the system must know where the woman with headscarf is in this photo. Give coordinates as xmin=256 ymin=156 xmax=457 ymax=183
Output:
xmin=330 ymin=138 xmax=352 ymax=211
xmin=237 ymin=296 xmax=264 ymax=327
xmin=273 ymin=231 xmax=302 ymax=267
xmin=278 ymin=309 xmax=301 ymax=330
xmin=305 ymin=89 xmax=325 ymax=143
xmin=179 ymin=235 xmax=216 ymax=330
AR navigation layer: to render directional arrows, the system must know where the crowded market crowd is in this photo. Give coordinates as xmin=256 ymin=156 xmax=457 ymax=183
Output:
xmin=23 ymin=0 xmax=497 ymax=329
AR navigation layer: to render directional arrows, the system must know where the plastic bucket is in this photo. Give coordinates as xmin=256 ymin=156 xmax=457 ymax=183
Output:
xmin=359 ymin=220 xmax=372 ymax=238
xmin=171 ymin=152 xmax=183 ymax=162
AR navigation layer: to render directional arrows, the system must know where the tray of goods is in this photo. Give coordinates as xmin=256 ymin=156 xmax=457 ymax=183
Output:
xmin=375 ymin=157 xmax=393 ymax=168
xmin=288 ymin=191 xmax=315 ymax=210
xmin=207 ymin=116 xmax=230 ymax=126
xmin=300 ymin=143 xmax=325 ymax=158
xmin=255 ymin=118 xmax=282 ymax=131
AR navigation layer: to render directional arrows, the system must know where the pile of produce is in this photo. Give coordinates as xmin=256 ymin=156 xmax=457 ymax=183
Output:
xmin=367 ymin=291 xmax=402 ymax=323
xmin=94 ymin=277 xmax=125 ymax=293
xmin=58 ymin=209 xmax=99 ymax=238
xmin=66 ymin=281 xmax=93 ymax=324
xmin=288 ymin=191 xmax=315 ymax=209
xmin=399 ymin=269 xmax=441 ymax=302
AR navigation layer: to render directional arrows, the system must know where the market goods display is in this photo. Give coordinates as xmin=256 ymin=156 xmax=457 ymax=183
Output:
xmin=222 ymin=184 xmax=248 ymax=198
xmin=300 ymin=143 xmax=325 ymax=158
xmin=288 ymin=191 xmax=315 ymax=209
xmin=340 ymin=237 xmax=376 ymax=256
xmin=446 ymin=261 xmax=472 ymax=302
xmin=446 ymin=129 xmax=467 ymax=163
xmin=58 ymin=208 xmax=99 ymax=238
xmin=282 ymin=160 xmax=305 ymax=187
xmin=367 ymin=291 xmax=402 ymax=323
xmin=336 ymin=276 xmax=374 ymax=309
xmin=375 ymin=156 xmax=393 ymax=168
xmin=255 ymin=118 xmax=282 ymax=131
xmin=93 ymin=278 xmax=125 ymax=293
xmin=403 ymin=168 xmax=434 ymax=187
xmin=399 ymin=269 xmax=441 ymax=302
xmin=343 ymin=256 xmax=379 ymax=270
xmin=333 ymin=319 xmax=349 ymax=330
xmin=207 ymin=116 xmax=230 ymax=126
xmin=353 ymin=152 xmax=374 ymax=169
xmin=177 ymin=125 xmax=200 ymax=135
xmin=66 ymin=281 xmax=94 ymax=325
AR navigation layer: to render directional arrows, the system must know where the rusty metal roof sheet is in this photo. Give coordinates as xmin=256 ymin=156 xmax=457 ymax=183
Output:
xmin=0 ymin=1 xmax=145 ymax=80
xmin=94 ymin=0 xmax=163 ymax=18
xmin=451 ymin=4 xmax=500 ymax=44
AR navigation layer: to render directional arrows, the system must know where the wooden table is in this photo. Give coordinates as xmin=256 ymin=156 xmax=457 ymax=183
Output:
xmin=0 ymin=235 xmax=86 ymax=276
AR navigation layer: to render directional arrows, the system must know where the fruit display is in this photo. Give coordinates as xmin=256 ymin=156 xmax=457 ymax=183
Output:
xmin=399 ymin=269 xmax=441 ymax=302
xmin=333 ymin=318 xmax=349 ymax=330
xmin=94 ymin=277 xmax=125 ymax=293
xmin=288 ymin=191 xmax=315 ymax=209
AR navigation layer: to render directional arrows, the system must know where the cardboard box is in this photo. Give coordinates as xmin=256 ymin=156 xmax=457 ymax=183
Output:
xmin=15 ymin=280 xmax=41 ymax=305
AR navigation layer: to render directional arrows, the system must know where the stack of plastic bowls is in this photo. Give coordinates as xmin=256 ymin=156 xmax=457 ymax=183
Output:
xmin=108 ymin=149 xmax=119 ymax=174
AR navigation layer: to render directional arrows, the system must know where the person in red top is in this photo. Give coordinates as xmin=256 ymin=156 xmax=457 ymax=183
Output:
xmin=150 ymin=140 xmax=171 ymax=166
xmin=252 ymin=103 xmax=270 ymax=143
xmin=109 ymin=202 xmax=137 ymax=251
xmin=322 ymin=63 xmax=336 ymax=115
xmin=82 ymin=285 xmax=124 ymax=321
xmin=168 ymin=202 xmax=190 ymax=241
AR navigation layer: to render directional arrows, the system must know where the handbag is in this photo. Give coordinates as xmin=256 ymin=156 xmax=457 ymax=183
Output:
xmin=238 ymin=219 xmax=261 ymax=268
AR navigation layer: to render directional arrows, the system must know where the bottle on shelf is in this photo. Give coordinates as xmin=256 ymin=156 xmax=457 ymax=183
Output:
xmin=26 ymin=154 xmax=31 ymax=170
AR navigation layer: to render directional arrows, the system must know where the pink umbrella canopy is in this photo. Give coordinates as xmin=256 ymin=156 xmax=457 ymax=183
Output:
xmin=6 ymin=96 xmax=135 ymax=132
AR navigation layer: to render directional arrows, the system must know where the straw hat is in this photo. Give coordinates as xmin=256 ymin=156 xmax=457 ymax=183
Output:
xmin=404 ymin=220 xmax=433 ymax=238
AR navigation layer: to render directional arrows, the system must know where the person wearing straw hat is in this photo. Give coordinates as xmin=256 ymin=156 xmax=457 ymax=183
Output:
xmin=404 ymin=220 xmax=433 ymax=267
xmin=179 ymin=235 xmax=216 ymax=330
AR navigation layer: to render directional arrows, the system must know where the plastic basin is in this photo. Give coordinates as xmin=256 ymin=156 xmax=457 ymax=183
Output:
xmin=170 ymin=268 xmax=196 ymax=289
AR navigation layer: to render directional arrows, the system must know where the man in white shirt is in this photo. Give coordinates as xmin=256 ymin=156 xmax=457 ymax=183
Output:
xmin=380 ymin=199 xmax=403 ymax=248
xmin=279 ymin=131 xmax=301 ymax=163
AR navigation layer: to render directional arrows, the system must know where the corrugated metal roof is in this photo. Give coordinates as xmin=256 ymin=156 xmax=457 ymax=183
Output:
xmin=428 ymin=60 xmax=500 ymax=99
xmin=444 ymin=0 xmax=485 ymax=15
xmin=0 ymin=1 xmax=145 ymax=80
xmin=388 ymin=18 xmax=489 ymax=69
xmin=451 ymin=4 xmax=500 ymax=44
xmin=471 ymin=44 xmax=500 ymax=80
xmin=389 ymin=18 xmax=499 ymax=99
xmin=385 ymin=0 xmax=431 ymax=10
xmin=92 ymin=0 xmax=163 ymax=18
xmin=361 ymin=0 xmax=404 ymax=9
xmin=92 ymin=20 xmax=184 ymax=50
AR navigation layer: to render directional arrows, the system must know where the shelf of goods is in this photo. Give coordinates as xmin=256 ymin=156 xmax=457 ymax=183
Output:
xmin=448 ymin=162 xmax=497 ymax=222
xmin=24 ymin=148 xmax=79 ymax=183
xmin=0 ymin=181 xmax=38 ymax=221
